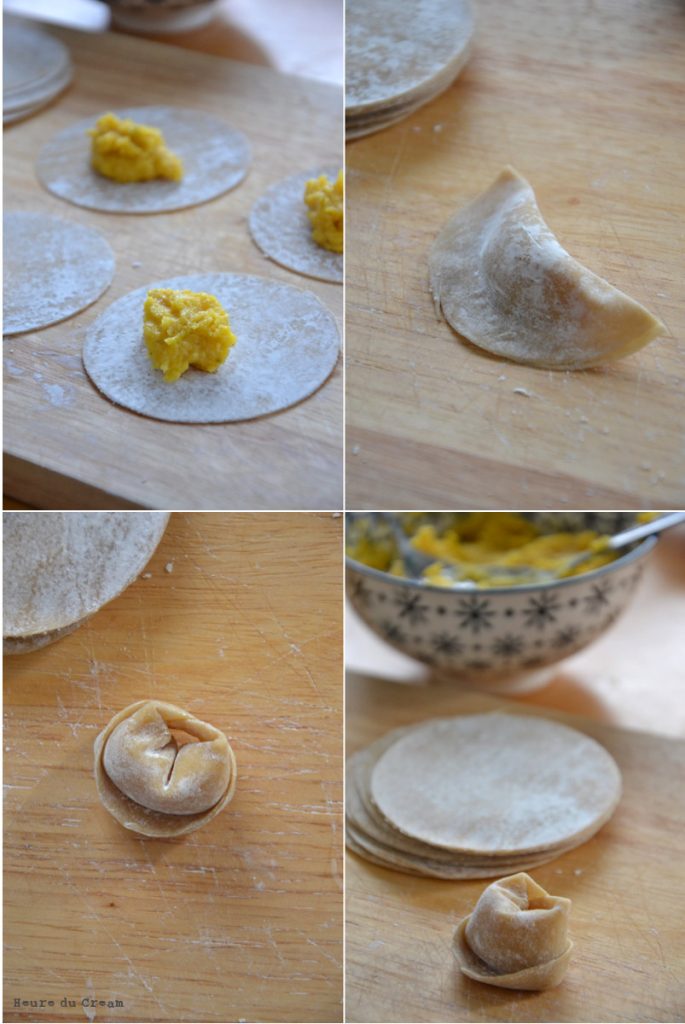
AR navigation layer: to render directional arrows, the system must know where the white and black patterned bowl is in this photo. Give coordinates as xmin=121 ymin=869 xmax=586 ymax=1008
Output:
xmin=103 ymin=0 xmax=218 ymax=33
xmin=346 ymin=513 xmax=656 ymax=693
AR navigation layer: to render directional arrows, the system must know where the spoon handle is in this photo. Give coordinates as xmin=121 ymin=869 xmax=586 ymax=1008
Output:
xmin=608 ymin=511 xmax=685 ymax=551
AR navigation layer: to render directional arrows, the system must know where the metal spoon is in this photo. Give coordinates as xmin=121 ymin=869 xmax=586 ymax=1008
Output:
xmin=369 ymin=511 xmax=685 ymax=586
xmin=559 ymin=511 xmax=685 ymax=577
xmin=372 ymin=512 xmax=435 ymax=577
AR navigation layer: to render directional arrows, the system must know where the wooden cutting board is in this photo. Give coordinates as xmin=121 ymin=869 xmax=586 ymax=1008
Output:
xmin=346 ymin=671 xmax=685 ymax=1023
xmin=4 ymin=513 xmax=343 ymax=1024
xmin=346 ymin=0 xmax=685 ymax=509
xmin=3 ymin=27 xmax=342 ymax=510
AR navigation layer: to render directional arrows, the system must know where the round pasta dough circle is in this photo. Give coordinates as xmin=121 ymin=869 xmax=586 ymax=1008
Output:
xmin=3 ymin=212 xmax=115 ymax=335
xmin=249 ymin=166 xmax=343 ymax=283
xmin=4 ymin=20 xmax=70 ymax=96
xmin=83 ymin=273 xmax=340 ymax=423
xmin=3 ymin=511 xmax=170 ymax=650
xmin=3 ymin=19 xmax=73 ymax=124
xmin=346 ymin=0 xmax=473 ymax=116
xmin=370 ymin=713 xmax=622 ymax=855
xmin=4 ymin=65 xmax=73 ymax=126
xmin=346 ymin=101 xmax=427 ymax=140
xmin=346 ymin=730 xmax=578 ymax=879
xmin=346 ymin=818 xmax=572 ymax=880
xmin=348 ymin=739 xmax=577 ymax=865
xmin=36 ymin=106 xmax=250 ymax=214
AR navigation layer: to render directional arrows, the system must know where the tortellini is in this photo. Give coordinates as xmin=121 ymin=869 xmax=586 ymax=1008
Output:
xmin=454 ymin=873 xmax=573 ymax=990
xmin=94 ymin=700 xmax=236 ymax=837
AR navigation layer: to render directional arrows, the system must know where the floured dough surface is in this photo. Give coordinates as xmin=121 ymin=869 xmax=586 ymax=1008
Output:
xmin=429 ymin=166 xmax=664 ymax=368
xmin=346 ymin=95 xmax=433 ymax=139
xmin=348 ymin=735 xmax=578 ymax=864
xmin=249 ymin=167 xmax=343 ymax=283
xmin=346 ymin=724 xmax=581 ymax=879
xmin=37 ymin=106 xmax=250 ymax=214
xmin=94 ymin=700 xmax=237 ymax=837
xmin=370 ymin=713 xmax=622 ymax=855
xmin=3 ymin=212 xmax=115 ymax=335
xmin=346 ymin=0 xmax=473 ymax=116
xmin=4 ymin=19 xmax=69 ymax=94
xmin=346 ymin=818 xmax=570 ymax=880
xmin=3 ymin=621 xmax=84 ymax=656
xmin=3 ymin=18 xmax=72 ymax=124
xmin=83 ymin=273 xmax=340 ymax=423
xmin=3 ymin=511 xmax=170 ymax=647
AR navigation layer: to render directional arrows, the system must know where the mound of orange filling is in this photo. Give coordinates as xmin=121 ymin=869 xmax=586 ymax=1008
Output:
xmin=90 ymin=113 xmax=183 ymax=183
xmin=143 ymin=289 xmax=236 ymax=383
xmin=304 ymin=170 xmax=343 ymax=253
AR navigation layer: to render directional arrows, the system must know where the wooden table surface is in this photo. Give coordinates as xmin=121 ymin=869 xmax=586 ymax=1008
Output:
xmin=345 ymin=677 xmax=685 ymax=1023
xmin=3 ymin=28 xmax=343 ymax=510
xmin=346 ymin=0 xmax=685 ymax=509
xmin=345 ymin=523 xmax=685 ymax=1021
xmin=4 ymin=512 xmax=343 ymax=1023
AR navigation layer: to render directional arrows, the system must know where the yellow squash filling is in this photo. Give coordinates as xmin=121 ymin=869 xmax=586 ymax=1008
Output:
xmin=304 ymin=170 xmax=343 ymax=253
xmin=347 ymin=512 xmax=627 ymax=587
xmin=144 ymin=289 xmax=236 ymax=383
xmin=89 ymin=113 xmax=183 ymax=183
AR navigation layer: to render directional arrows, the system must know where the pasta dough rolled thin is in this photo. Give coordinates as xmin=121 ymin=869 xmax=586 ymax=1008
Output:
xmin=369 ymin=713 xmax=622 ymax=856
xmin=346 ymin=734 xmax=580 ymax=877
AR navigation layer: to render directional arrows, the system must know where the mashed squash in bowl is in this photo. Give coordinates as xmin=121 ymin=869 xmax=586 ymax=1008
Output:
xmin=347 ymin=512 xmax=620 ymax=587
xmin=346 ymin=512 xmax=657 ymax=693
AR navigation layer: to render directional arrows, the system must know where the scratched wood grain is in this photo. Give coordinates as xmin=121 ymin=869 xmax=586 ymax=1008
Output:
xmin=3 ymin=27 xmax=342 ymax=510
xmin=346 ymin=0 xmax=685 ymax=509
xmin=345 ymin=674 xmax=685 ymax=1023
xmin=4 ymin=512 xmax=343 ymax=1024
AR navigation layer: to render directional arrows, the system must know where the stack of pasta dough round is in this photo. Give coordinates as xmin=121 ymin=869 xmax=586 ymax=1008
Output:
xmin=3 ymin=511 xmax=169 ymax=653
xmin=345 ymin=0 xmax=474 ymax=139
xmin=346 ymin=713 xmax=622 ymax=878
xmin=3 ymin=19 xmax=72 ymax=125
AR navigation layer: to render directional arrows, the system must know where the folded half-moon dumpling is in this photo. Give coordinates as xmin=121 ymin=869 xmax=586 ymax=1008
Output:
xmin=429 ymin=166 xmax=664 ymax=369
xmin=94 ymin=700 xmax=237 ymax=837
xmin=454 ymin=872 xmax=573 ymax=990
